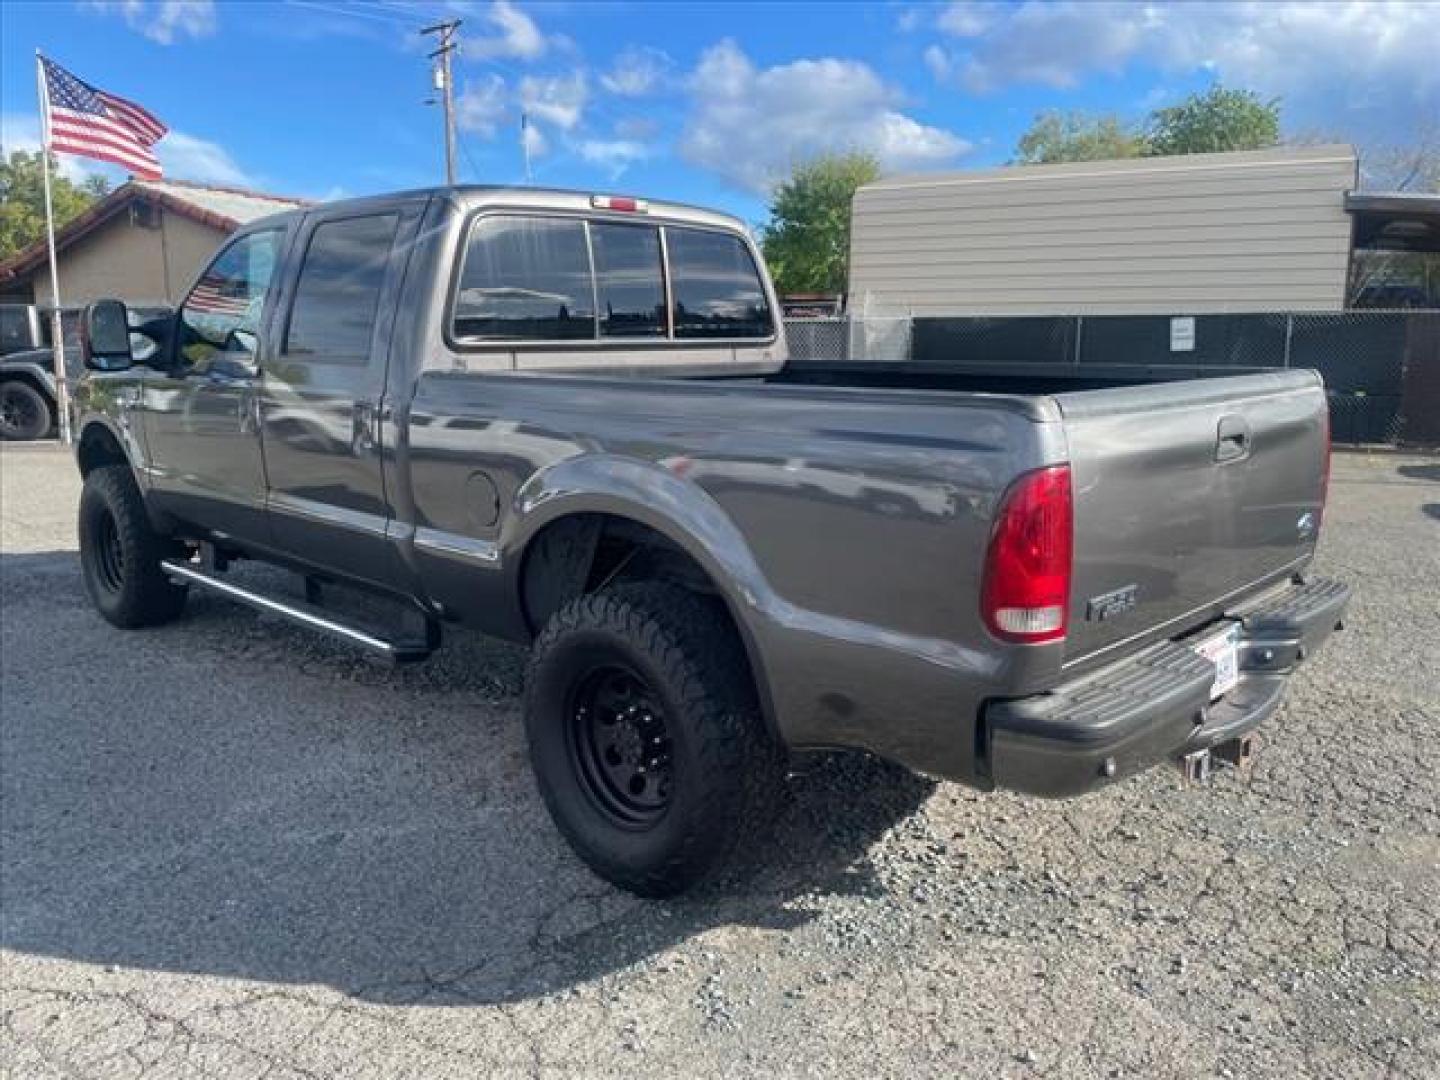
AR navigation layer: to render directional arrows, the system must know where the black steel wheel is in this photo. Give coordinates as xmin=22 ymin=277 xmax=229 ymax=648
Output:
xmin=568 ymin=665 xmax=673 ymax=828
xmin=78 ymin=464 xmax=188 ymax=628
xmin=526 ymin=582 xmax=783 ymax=896
xmin=0 ymin=380 xmax=53 ymax=441
xmin=90 ymin=505 xmax=126 ymax=594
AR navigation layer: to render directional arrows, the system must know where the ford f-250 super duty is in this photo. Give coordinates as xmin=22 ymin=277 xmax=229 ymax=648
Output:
xmin=71 ymin=186 xmax=1349 ymax=896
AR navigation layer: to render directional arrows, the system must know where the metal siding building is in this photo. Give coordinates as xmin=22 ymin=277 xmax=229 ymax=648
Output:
xmin=848 ymin=145 xmax=1359 ymax=316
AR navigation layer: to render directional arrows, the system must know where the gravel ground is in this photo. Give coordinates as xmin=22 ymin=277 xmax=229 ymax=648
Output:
xmin=2 ymin=443 xmax=1437 ymax=1079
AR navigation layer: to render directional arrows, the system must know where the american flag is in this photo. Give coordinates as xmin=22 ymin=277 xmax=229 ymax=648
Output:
xmin=186 ymin=272 xmax=253 ymax=317
xmin=40 ymin=56 xmax=167 ymax=180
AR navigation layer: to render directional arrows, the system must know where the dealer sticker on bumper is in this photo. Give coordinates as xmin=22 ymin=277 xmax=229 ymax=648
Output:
xmin=1193 ymin=624 xmax=1241 ymax=701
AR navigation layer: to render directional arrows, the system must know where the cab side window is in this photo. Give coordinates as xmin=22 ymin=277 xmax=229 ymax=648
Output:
xmin=176 ymin=229 xmax=282 ymax=375
xmin=453 ymin=216 xmax=594 ymax=341
xmin=284 ymin=213 xmax=399 ymax=364
xmin=668 ymin=227 xmax=773 ymax=339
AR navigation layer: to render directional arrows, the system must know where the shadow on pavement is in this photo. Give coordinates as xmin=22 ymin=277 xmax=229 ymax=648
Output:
xmin=1 ymin=548 xmax=934 ymax=1006
xmin=1422 ymin=503 xmax=1440 ymax=522
xmin=1397 ymin=463 xmax=1440 ymax=482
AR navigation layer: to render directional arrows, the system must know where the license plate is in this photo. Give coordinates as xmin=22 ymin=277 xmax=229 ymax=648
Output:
xmin=1193 ymin=625 xmax=1240 ymax=701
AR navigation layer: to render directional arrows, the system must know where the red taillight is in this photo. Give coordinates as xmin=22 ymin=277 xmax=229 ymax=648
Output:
xmin=590 ymin=194 xmax=648 ymax=212
xmin=981 ymin=464 xmax=1073 ymax=644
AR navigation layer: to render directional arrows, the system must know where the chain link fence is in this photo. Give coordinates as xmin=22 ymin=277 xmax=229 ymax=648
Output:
xmin=783 ymin=316 xmax=912 ymax=363
xmin=785 ymin=311 xmax=1438 ymax=446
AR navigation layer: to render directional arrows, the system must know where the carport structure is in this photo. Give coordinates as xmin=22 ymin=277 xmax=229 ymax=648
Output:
xmin=1345 ymin=191 xmax=1440 ymax=444
xmin=1346 ymin=191 xmax=1440 ymax=307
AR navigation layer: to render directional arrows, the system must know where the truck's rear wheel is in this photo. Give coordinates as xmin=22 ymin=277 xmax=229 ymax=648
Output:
xmin=0 ymin=380 xmax=53 ymax=441
xmin=79 ymin=465 xmax=188 ymax=628
xmin=525 ymin=583 xmax=781 ymax=897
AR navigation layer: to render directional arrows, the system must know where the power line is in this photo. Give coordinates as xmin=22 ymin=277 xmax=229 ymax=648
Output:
xmin=284 ymin=1 xmax=427 ymax=28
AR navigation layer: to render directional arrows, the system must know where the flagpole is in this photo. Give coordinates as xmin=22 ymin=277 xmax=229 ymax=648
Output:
xmin=521 ymin=111 xmax=533 ymax=185
xmin=35 ymin=50 xmax=72 ymax=446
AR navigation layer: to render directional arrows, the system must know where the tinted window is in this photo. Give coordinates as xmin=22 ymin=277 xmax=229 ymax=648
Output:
xmin=668 ymin=228 xmax=772 ymax=339
xmin=591 ymin=223 xmax=665 ymax=338
xmin=453 ymin=216 xmax=594 ymax=341
xmin=285 ymin=214 xmax=398 ymax=362
xmin=40 ymin=310 xmax=82 ymax=349
xmin=177 ymin=229 xmax=282 ymax=374
xmin=0 ymin=307 xmax=35 ymax=355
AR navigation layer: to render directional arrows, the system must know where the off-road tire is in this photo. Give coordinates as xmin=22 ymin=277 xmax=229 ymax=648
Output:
xmin=79 ymin=465 xmax=188 ymax=628
xmin=525 ymin=582 xmax=783 ymax=897
xmin=0 ymin=380 xmax=53 ymax=441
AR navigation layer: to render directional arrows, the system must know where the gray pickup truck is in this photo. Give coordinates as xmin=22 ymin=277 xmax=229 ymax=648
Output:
xmin=71 ymin=186 xmax=1349 ymax=895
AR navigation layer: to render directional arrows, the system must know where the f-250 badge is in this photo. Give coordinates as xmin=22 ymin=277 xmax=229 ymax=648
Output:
xmin=1086 ymin=584 xmax=1139 ymax=622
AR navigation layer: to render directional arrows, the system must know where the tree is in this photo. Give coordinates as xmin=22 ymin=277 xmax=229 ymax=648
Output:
xmin=762 ymin=152 xmax=880 ymax=295
xmin=1012 ymin=112 xmax=1145 ymax=165
xmin=1365 ymin=122 xmax=1440 ymax=193
xmin=1012 ymin=86 xmax=1282 ymax=165
xmin=0 ymin=151 xmax=109 ymax=260
xmin=1146 ymin=86 xmax=1280 ymax=157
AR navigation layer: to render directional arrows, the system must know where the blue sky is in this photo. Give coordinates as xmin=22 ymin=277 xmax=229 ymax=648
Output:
xmin=2 ymin=1 xmax=1437 ymax=225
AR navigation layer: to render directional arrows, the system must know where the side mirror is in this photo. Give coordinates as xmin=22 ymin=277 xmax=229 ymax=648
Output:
xmin=81 ymin=299 xmax=133 ymax=371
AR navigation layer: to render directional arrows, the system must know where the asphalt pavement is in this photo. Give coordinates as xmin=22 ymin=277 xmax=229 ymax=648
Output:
xmin=2 ymin=442 xmax=1437 ymax=1078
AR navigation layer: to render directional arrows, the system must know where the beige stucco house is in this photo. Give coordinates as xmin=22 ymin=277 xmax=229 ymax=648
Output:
xmin=0 ymin=179 xmax=307 ymax=307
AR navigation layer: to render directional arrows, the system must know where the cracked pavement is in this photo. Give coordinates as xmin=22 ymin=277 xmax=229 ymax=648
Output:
xmin=2 ymin=443 xmax=1437 ymax=1078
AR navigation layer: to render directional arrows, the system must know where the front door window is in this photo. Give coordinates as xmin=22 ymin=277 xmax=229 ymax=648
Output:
xmin=176 ymin=229 xmax=283 ymax=377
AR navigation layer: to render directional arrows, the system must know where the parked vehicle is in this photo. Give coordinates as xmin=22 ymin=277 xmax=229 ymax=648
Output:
xmin=0 ymin=305 xmax=161 ymax=440
xmin=71 ymin=186 xmax=1349 ymax=895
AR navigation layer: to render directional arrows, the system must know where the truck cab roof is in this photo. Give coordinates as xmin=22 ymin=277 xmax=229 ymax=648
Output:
xmin=243 ymin=186 xmax=752 ymax=238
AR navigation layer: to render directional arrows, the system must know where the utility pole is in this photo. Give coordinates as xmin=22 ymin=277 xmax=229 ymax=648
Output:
xmin=422 ymin=19 xmax=460 ymax=185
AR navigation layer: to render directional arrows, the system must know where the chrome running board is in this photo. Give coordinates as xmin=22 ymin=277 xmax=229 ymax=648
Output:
xmin=160 ymin=560 xmax=437 ymax=663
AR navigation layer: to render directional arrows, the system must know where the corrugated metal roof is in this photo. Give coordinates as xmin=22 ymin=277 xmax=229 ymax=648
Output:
xmin=130 ymin=179 xmax=308 ymax=225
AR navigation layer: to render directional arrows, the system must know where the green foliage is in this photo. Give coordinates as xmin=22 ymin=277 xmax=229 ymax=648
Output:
xmin=1012 ymin=86 xmax=1283 ymax=166
xmin=1012 ymin=112 xmax=1145 ymax=165
xmin=761 ymin=152 xmax=881 ymax=295
xmin=0 ymin=151 xmax=109 ymax=260
xmin=1146 ymin=86 xmax=1281 ymax=156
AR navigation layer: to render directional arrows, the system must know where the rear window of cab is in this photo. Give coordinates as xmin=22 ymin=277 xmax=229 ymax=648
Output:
xmin=451 ymin=214 xmax=773 ymax=344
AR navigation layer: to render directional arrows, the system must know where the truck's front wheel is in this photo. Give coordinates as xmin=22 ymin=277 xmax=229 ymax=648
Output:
xmin=525 ymin=583 xmax=781 ymax=897
xmin=79 ymin=465 xmax=188 ymax=628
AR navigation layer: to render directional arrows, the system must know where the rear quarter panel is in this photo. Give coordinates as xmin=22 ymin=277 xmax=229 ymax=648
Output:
xmin=399 ymin=371 xmax=1063 ymax=781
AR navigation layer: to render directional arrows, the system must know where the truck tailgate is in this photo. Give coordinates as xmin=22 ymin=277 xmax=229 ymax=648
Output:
xmin=1055 ymin=370 xmax=1328 ymax=667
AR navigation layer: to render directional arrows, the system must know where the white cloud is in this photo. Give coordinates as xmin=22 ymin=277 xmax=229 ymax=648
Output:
xmin=936 ymin=0 xmax=1002 ymax=38
xmin=895 ymin=7 xmax=928 ymax=33
xmin=680 ymin=40 xmax=970 ymax=194
xmin=577 ymin=138 xmax=650 ymax=179
xmin=945 ymin=2 xmax=1144 ymax=91
xmin=930 ymin=1 xmax=1440 ymax=140
xmin=522 ymin=121 xmax=548 ymax=160
xmin=599 ymin=47 xmax=671 ymax=97
xmin=155 ymin=131 xmax=256 ymax=186
xmin=466 ymin=0 xmax=549 ymax=61
xmin=520 ymin=71 xmax=587 ymax=131
xmin=87 ymin=0 xmax=216 ymax=45
xmin=457 ymin=74 xmax=510 ymax=137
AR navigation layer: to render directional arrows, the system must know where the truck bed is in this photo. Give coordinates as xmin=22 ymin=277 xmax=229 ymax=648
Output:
xmin=757 ymin=362 xmax=1329 ymax=669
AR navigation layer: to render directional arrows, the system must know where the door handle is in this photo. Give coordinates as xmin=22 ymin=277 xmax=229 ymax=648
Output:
xmin=352 ymin=400 xmax=376 ymax=455
xmin=1215 ymin=415 xmax=1251 ymax=462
